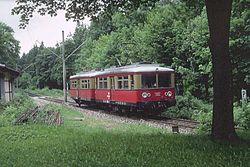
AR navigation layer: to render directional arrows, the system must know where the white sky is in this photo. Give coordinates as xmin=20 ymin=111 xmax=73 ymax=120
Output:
xmin=0 ymin=0 xmax=90 ymax=55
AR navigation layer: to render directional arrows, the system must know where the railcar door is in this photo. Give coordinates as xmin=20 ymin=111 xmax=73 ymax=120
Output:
xmin=109 ymin=76 xmax=115 ymax=102
xmin=77 ymin=79 xmax=80 ymax=98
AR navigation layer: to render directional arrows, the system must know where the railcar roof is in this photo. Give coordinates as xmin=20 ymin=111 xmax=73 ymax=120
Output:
xmin=70 ymin=64 xmax=174 ymax=79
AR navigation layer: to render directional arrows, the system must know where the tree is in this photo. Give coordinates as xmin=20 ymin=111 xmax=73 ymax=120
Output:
xmin=172 ymin=9 xmax=212 ymax=100
xmin=230 ymin=0 xmax=250 ymax=100
xmin=12 ymin=0 xmax=159 ymax=29
xmin=205 ymin=0 xmax=238 ymax=142
xmin=13 ymin=0 xmax=240 ymax=142
xmin=0 ymin=22 xmax=20 ymax=68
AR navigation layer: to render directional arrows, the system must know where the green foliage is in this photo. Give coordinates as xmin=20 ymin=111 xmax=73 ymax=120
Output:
xmin=164 ymin=94 xmax=212 ymax=119
xmin=28 ymin=87 xmax=64 ymax=98
xmin=18 ymin=72 xmax=34 ymax=89
xmin=172 ymin=8 xmax=212 ymax=100
xmin=76 ymin=2 xmax=196 ymax=68
xmin=234 ymin=102 xmax=250 ymax=129
xmin=230 ymin=0 xmax=250 ymax=100
xmin=194 ymin=111 xmax=213 ymax=133
xmin=0 ymin=92 xmax=35 ymax=127
xmin=12 ymin=0 xmax=159 ymax=28
xmin=163 ymin=94 xmax=213 ymax=132
xmin=0 ymin=22 xmax=20 ymax=68
xmin=165 ymin=95 xmax=250 ymax=132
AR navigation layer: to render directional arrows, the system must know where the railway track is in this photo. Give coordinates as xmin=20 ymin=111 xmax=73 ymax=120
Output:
xmin=29 ymin=93 xmax=200 ymax=133
xmin=145 ymin=115 xmax=199 ymax=129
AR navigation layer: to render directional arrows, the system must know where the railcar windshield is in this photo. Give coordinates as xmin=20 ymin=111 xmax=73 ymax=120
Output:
xmin=141 ymin=73 xmax=172 ymax=89
xmin=158 ymin=73 xmax=171 ymax=88
xmin=142 ymin=74 xmax=157 ymax=89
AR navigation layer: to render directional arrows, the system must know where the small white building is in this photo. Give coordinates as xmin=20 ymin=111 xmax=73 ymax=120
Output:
xmin=0 ymin=64 xmax=19 ymax=102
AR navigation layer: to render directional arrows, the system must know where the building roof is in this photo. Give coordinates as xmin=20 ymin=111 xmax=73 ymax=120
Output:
xmin=70 ymin=63 xmax=174 ymax=79
xmin=0 ymin=64 xmax=19 ymax=78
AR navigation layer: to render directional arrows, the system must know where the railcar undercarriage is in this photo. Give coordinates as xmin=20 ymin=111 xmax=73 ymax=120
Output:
xmin=73 ymin=98 xmax=176 ymax=115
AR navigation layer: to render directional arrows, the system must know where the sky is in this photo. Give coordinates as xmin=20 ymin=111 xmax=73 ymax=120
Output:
xmin=0 ymin=0 xmax=90 ymax=55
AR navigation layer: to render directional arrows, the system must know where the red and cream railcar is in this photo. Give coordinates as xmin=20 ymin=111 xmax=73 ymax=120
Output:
xmin=69 ymin=71 xmax=100 ymax=104
xmin=69 ymin=64 xmax=176 ymax=112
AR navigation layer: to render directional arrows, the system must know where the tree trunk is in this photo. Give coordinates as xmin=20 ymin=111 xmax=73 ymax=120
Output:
xmin=205 ymin=0 xmax=238 ymax=142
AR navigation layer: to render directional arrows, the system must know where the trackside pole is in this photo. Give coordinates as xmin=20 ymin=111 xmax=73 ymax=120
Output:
xmin=62 ymin=31 xmax=67 ymax=103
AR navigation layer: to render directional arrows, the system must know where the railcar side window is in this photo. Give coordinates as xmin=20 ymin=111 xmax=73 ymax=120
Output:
xmin=80 ymin=79 xmax=90 ymax=89
xmin=98 ymin=77 xmax=108 ymax=89
xmin=142 ymin=74 xmax=157 ymax=89
xmin=117 ymin=76 xmax=129 ymax=89
xmin=88 ymin=80 xmax=91 ymax=88
xmin=110 ymin=77 xmax=115 ymax=89
xmin=71 ymin=80 xmax=78 ymax=88
xmin=130 ymin=75 xmax=134 ymax=89
xmin=123 ymin=76 xmax=129 ymax=89
xmin=118 ymin=77 xmax=123 ymax=89
xmin=158 ymin=73 xmax=171 ymax=88
xmin=104 ymin=78 xmax=108 ymax=88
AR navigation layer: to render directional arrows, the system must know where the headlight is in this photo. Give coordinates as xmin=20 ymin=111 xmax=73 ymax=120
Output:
xmin=165 ymin=91 xmax=172 ymax=97
xmin=142 ymin=92 xmax=149 ymax=98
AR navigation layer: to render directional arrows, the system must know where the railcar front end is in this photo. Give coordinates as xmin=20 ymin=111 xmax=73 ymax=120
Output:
xmin=132 ymin=72 xmax=176 ymax=111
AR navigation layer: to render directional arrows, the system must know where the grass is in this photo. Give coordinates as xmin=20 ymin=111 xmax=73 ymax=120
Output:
xmin=0 ymin=99 xmax=249 ymax=166
xmin=27 ymin=87 xmax=64 ymax=97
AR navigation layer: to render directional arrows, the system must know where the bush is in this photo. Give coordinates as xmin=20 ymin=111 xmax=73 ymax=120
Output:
xmin=194 ymin=111 xmax=212 ymax=132
xmin=234 ymin=102 xmax=250 ymax=129
xmin=0 ymin=92 xmax=35 ymax=127
xmin=163 ymin=94 xmax=212 ymax=120
xmin=164 ymin=94 xmax=250 ymax=131
xmin=28 ymin=87 xmax=64 ymax=97
xmin=163 ymin=94 xmax=213 ymax=132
